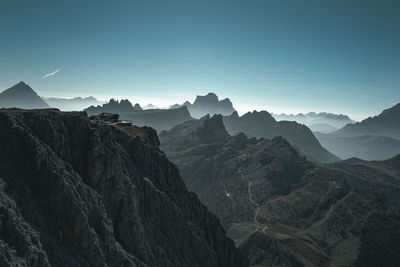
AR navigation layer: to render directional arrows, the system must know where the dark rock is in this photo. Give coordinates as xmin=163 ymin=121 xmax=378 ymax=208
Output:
xmin=0 ymin=109 xmax=248 ymax=267
xmin=160 ymin=115 xmax=400 ymax=267
xmin=0 ymin=81 xmax=49 ymax=109
xmin=223 ymin=110 xmax=340 ymax=163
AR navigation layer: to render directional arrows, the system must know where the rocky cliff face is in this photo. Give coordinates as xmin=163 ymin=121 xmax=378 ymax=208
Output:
xmin=0 ymin=109 xmax=248 ymax=267
xmin=160 ymin=115 xmax=400 ymax=267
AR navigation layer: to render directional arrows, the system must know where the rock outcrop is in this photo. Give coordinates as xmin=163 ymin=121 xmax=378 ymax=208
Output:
xmin=0 ymin=109 xmax=248 ymax=267
xmin=160 ymin=115 xmax=400 ymax=267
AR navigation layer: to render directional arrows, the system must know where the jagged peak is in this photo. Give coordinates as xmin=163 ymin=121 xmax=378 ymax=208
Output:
xmin=240 ymin=110 xmax=275 ymax=121
xmin=220 ymin=97 xmax=232 ymax=103
xmin=229 ymin=111 xmax=239 ymax=118
xmin=133 ymin=103 xmax=142 ymax=110
xmin=182 ymin=101 xmax=192 ymax=106
xmin=6 ymin=81 xmax=33 ymax=92
xmin=194 ymin=92 xmax=219 ymax=104
xmin=16 ymin=81 xmax=27 ymax=86
xmin=196 ymin=114 xmax=228 ymax=143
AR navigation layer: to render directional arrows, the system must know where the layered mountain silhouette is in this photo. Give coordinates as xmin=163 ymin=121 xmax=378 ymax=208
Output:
xmin=159 ymin=115 xmax=400 ymax=267
xmin=173 ymin=92 xmax=236 ymax=118
xmin=0 ymin=109 xmax=247 ymax=267
xmin=0 ymin=81 xmax=49 ymax=109
xmin=143 ymin=103 xmax=158 ymax=110
xmin=167 ymin=93 xmax=338 ymax=162
xmin=273 ymin=112 xmax=355 ymax=133
xmin=85 ymin=99 xmax=192 ymax=132
xmin=335 ymin=103 xmax=400 ymax=139
xmin=85 ymin=98 xmax=142 ymax=114
xmin=315 ymin=133 xmax=400 ymax=160
xmin=315 ymin=103 xmax=400 ymax=160
xmin=44 ymin=96 xmax=104 ymax=111
xmin=223 ymin=111 xmax=340 ymax=163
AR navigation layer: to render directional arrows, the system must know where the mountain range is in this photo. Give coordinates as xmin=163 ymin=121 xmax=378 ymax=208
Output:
xmin=159 ymin=114 xmax=400 ymax=267
xmin=0 ymin=109 xmax=247 ymax=267
xmin=85 ymin=98 xmax=143 ymax=114
xmin=334 ymin=103 xmax=400 ymax=139
xmin=316 ymin=103 xmax=400 ymax=160
xmin=223 ymin=111 xmax=340 ymax=163
xmin=273 ymin=112 xmax=355 ymax=133
xmin=43 ymin=96 xmax=104 ymax=111
xmin=85 ymin=99 xmax=193 ymax=132
xmin=1 ymin=81 xmax=400 ymax=266
xmin=172 ymin=92 xmax=236 ymax=119
xmin=2 ymin=81 xmax=399 ymax=161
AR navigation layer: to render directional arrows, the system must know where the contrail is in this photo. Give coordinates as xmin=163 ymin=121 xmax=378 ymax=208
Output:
xmin=43 ymin=69 xmax=60 ymax=79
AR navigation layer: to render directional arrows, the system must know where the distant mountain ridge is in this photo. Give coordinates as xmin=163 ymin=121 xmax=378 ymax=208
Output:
xmin=335 ymin=103 xmax=400 ymax=139
xmin=85 ymin=99 xmax=192 ymax=132
xmin=172 ymin=92 xmax=236 ymax=118
xmin=315 ymin=133 xmax=400 ymax=160
xmin=0 ymin=81 xmax=49 ymax=109
xmin=85 ymin=98 xmax=142 ymax=115
xmin=273 ymin=111 xmax=355 ymax=132
xmin=43 ymin=96 xmax=105 ymax=111
xmin=143 ymin=103 xmax=159 ymax=110
xmin=223 ymin=110 xmax=340 ymax=163
xmin=312 ymin=103 xmax=400 ymax=161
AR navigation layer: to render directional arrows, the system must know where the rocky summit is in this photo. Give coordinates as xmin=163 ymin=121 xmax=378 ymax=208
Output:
xmin=0 ymin=109 xmax=248 ymax=267
xmin=0 ymin=82 xmax=49 ymax=109
xmin=160 ymin=115 xmax=400 ymax=267
xmin=181 ymin=93 xmax=236 ymax=119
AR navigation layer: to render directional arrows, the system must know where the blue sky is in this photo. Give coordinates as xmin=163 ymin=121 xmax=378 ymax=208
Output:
xmin=1 ymin=0 xmax=399 ymax=120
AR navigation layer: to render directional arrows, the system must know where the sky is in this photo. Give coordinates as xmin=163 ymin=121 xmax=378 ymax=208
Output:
xmin=1 ymin=0 xmax=399 ymax=120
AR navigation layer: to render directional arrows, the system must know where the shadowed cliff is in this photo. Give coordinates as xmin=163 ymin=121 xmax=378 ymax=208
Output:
xmin=0 ymin=109 xmax=248 ymax=267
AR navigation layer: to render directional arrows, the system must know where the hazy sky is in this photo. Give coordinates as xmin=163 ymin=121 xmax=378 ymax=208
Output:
xmin=1 ymin=0 xmax=399 ymax=120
